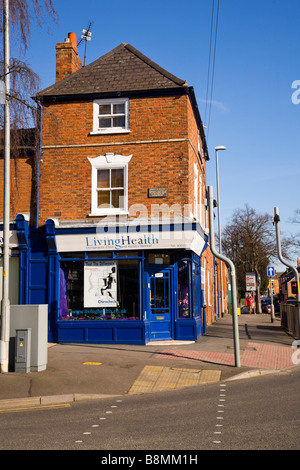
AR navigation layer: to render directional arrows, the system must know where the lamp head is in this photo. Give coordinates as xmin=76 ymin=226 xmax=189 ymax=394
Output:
xmin=215 ymin=146 xmax=226 ymax=151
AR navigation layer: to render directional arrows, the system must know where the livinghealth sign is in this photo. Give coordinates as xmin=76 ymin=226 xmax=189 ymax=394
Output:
xmin=55 ymin=229 xmax=205 ymax=256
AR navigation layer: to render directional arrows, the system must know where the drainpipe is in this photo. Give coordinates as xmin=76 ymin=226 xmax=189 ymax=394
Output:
xmin=207 ymin=186 xmax=240 ymax=367
xmin=273 ymin=207 xmax=300 ymax=303
xmin=35 ymin=100 xmax=43 ymax=229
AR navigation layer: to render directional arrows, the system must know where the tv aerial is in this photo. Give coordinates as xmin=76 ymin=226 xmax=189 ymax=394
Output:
xmin=78 ymin=21 xmax=92 ymax=66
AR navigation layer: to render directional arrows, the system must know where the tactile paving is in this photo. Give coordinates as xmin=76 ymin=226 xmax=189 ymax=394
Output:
xmin=128 ymin=365 xmax=221 ymax=394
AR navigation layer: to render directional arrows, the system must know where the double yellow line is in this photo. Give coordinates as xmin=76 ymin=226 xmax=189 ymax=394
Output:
xmin=0 ymin=403 xmax=71 ymax=414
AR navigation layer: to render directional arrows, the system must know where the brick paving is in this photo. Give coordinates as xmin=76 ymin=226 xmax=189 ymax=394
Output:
xmin=157 ymin=342 xmax=294 ymax=370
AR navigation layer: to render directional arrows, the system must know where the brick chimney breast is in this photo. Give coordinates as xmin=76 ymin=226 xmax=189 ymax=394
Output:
xmin=55 ymin=32 xmax=82 ymax=82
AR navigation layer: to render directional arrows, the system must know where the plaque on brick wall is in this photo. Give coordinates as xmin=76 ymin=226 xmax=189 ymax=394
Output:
xmin=148 ymin=187 xmax=167 ymax=198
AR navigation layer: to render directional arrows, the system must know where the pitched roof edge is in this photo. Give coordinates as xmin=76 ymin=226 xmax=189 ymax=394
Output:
xmin=123 ymin=43 xmax=187 ymax=87
xmin=187 ymin=86 xmax=209 ymax=161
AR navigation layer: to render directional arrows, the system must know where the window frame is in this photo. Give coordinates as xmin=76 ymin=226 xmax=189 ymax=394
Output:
xmin=88 ymin=153 xmax=132 ymax=216
xmin=91 ymin=98 xmax=130 ymax=135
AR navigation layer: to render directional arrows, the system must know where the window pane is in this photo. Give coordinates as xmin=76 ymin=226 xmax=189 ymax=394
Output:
xmin=111 ymin=168 xmax=124 ymax=188
xmin=178 ymin=261 xmax=190 ymax=318
xmin=97 ymin=170 xmax=110 ymax=188
xmin=99 ymin=117 xmax=111 ymax=128
xmin=98 ymin=190 xmax=110 ymax=208
xmin=148 ymin=254 xmax=171 ymax=265
xmin=155 ymin=277 xmax=169 ymax=309
xmin=113 ymin=116 xmax=125 ymax=128
xmin=99 ymin=104 xmax=111 ymax=115
xmin=111 ymin=189 xmax=124 ymax=209
xmin=113 ymin=103 xmax=125 ymax=114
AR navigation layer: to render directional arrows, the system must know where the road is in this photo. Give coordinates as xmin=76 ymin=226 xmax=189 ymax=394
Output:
xmin=0 ymin=367 xmax=299 ymax=452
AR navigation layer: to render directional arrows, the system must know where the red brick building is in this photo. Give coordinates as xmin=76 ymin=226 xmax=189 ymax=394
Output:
xmin=1 ymin=33 xmax=227 ymax=343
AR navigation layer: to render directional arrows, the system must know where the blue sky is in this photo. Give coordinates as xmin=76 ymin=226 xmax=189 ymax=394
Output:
xmin=17 ymin=0 xmax=300 ymax=270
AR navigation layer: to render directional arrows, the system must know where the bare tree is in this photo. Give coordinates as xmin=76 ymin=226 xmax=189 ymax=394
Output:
xmin=0 ymin=0 xmax=58 ymax=223
xmin=222 ymin=205 xmax=290 ymax=302
xmin=0 ymin=0 xmax=58 ymax=126
xmin=0 ymin=0 xmax=58 ymax=52
xmin=289 ymin=209 xmax=300 ymax=249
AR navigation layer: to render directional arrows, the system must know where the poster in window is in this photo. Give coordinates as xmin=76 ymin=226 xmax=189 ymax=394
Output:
xmin=84 ymin=261 xmax=117 ymax=308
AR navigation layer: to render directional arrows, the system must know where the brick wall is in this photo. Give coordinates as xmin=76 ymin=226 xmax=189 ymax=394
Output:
xmin=55 ymin=33 xmax=82 ymax=82
xmin=0 ymin=155 xmax=34 ymax=220
xmin=38 ymin=94 xmax=200 ymax=224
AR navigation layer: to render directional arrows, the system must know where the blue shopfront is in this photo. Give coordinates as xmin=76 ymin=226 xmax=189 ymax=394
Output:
xmin=15 ymin=217 xmax=208 ymax=345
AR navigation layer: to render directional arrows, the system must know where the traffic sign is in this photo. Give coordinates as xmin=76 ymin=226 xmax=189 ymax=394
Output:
xmin=267 ymin=266 xmax=275 ymax=277
xmin=246 ymin=272 xmax=256 ymax=291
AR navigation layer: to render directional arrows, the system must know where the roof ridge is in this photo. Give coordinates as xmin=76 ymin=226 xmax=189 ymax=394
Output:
xmin=123 ymin=43 xmax=186 ymax=87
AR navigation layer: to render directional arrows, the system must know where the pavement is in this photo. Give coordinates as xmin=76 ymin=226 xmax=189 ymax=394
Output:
xmin=0 ymin=313 xmax=298 ymax=409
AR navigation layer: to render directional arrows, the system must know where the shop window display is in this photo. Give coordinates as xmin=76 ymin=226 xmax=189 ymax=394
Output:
xmin=59 ymin=259 xmax=140 ymax=320
xmin=178 ymin=260 xmax=190 ymax=318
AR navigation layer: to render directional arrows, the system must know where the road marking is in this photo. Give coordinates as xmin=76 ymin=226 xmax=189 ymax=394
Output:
xmin=83 ymin=362 xmax=102 ymax=365
xmin=212 ymin=383 xmax=228 ymax=445
xmin=75 ymin=397 xmax=123 ymax=445
xmin=0 ymin=403 xmax=71 ymax=414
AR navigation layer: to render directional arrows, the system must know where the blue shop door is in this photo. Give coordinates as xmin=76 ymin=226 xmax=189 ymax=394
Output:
xmin=147 ymin=268 xmax=173 ymax=340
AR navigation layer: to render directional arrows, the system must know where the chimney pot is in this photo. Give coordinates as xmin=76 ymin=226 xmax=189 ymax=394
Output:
xmin=68 ymin=32 xmax=77 ymax=49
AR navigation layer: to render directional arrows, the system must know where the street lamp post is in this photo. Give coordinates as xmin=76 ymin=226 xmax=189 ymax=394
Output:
xmin=1 ymin=0 xmax=10 ymax=373
xmin=215 ymin=146 xmax=226 ymax=317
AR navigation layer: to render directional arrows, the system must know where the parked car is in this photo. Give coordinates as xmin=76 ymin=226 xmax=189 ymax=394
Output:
xmin=261 ymin=297 xmax=280 ymax=314
xmin=261 ymin=298 xmax=271 ymax=313
xmin=284 ymin=299 xmax=297 ymax=305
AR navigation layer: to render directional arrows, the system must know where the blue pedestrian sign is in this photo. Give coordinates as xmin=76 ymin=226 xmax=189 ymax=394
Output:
xmin=267 ymin=266 xmax=275 ymax=277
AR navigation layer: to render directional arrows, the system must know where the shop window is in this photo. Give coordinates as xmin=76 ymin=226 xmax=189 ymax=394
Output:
xmin=148 ymin=253 xmax=171 ymax=265
xmin=178 ymin=260 xmax=191 ymax=318
xmin=59 ymin=259 xmax=140 ymax=321
xmin=193 ymin=262 xmax=200 ymax=317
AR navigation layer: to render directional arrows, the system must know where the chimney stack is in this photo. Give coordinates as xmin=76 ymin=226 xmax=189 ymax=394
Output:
xmin=55 ymin=32 xmax=82 ymax=82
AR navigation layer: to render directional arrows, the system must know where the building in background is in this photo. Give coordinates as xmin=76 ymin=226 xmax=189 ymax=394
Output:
xmin=278 ymin=261 xmax=300 ymax=300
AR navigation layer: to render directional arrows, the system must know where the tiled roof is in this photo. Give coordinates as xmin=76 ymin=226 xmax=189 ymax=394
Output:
xmin=38 ymin=43 xmax=187 ymax=98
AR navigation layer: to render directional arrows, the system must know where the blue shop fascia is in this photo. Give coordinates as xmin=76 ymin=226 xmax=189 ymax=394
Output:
xmin=11 ymin=215 xmax=209 ymax=345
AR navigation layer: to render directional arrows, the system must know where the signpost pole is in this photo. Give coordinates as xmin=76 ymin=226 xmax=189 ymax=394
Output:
xmin=267 ymin=266 xmax=275 ymax=322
